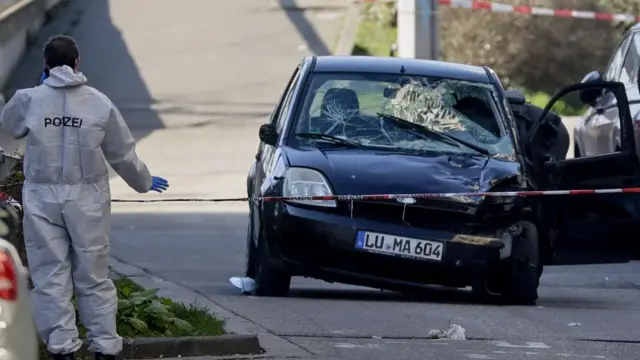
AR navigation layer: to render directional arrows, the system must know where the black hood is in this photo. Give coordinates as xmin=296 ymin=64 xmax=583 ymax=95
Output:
xmin=282 ymin=146 xmax=521 ymax=212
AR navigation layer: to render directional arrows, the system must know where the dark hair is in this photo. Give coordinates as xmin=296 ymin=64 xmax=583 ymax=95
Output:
xmin=43 ymin=35 xmax=79 ymax=72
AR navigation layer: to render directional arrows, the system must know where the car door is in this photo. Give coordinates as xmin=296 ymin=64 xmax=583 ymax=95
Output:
xmin=618 ymin=32 xmax=640 ymax=155
xmin=534 ymin=81 xmax=640 ymax=264
xmin=577 ymin=34 xmax=632 ymax=157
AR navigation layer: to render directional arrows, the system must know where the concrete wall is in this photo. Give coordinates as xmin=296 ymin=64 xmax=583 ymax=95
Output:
xmin=0 ymin=0 xmax=68 ymax=90
xmin=0 ymin=0 xmax=69 ymax=177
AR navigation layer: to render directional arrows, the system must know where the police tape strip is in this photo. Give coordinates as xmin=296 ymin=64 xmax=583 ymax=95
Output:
xmin=107 ymin=187 xmax=640 ymax=203
xmin=361 ymin=0 xmax=639 ymax=22
xmin=3 ymin=182 xmax=640 ymax=203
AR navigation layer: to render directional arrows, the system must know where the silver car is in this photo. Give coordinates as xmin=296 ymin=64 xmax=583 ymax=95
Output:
xmin=0 ymin=202 xmax=37 ymax=360
xmin=574 ymin=23 xmax=640 ymax=157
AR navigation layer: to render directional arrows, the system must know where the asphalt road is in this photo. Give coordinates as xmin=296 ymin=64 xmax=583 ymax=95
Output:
xmin=15 ymin=1 xmax=640 ymax=359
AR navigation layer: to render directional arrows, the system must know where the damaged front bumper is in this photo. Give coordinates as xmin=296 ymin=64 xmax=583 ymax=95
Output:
xmin=263 ymin=202 xmax=517 ymax=289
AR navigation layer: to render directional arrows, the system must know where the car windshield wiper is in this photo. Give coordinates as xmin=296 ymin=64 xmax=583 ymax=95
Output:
xmin=376 ymin=112 xmax=491 ymax=157
xmin=296 ymin=132 xmax=362 ymax=148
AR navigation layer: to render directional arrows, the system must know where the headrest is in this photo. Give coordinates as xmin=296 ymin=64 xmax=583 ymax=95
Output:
xmin=321 ymin=88 xmax=360 ymax=115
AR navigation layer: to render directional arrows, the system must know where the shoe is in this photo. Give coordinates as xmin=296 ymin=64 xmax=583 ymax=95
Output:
xmin=50 ymin=353 xmax=74 ymax=360
xmin=94 ymin=353 xmax=117 ymax=360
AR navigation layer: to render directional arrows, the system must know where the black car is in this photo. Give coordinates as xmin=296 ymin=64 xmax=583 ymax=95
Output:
xmin=246 ymin=56 xmax=640 ymax=305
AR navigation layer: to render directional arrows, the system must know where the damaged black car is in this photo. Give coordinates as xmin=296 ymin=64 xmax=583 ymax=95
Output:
xmin=246 ymin=56 xmax=639 ymax=305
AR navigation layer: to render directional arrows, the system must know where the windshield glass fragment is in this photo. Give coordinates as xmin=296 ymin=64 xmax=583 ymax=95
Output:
xmin=292 ymin=72 xmax=515 ymax=157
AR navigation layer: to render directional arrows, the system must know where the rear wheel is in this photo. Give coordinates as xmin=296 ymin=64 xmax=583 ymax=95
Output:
xmin=473 ymin=221 xmax=540 ymax=305
xmin=253 ymin=229 xmax=291 ymax=297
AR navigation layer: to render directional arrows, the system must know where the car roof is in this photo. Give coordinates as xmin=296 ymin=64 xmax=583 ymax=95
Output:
xmin=310 ymin=56 xmax=493 ymax=84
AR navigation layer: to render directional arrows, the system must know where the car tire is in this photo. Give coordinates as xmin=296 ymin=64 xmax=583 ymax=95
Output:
xmin=245 ymin=215 xmax=256 ymax=279
xmin=473 ymin=221 xmax=540 ymax=305
xmin=253 ymin=229 xmax=291 ymax=297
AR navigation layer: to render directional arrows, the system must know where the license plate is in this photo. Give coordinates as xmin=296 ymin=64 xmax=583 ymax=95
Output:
xmin=355 ymin=231 xmax=443 ymax=261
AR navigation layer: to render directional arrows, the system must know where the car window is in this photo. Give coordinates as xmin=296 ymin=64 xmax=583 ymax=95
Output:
xmin=620 ymin=34 xmax=640 ymax=85
xmin=604 ymin=34 xmax=632 ymax=81
xmin=276 ymin=68 xmax=301 ymax=133
xmin=292 ymin=72 xmax=514 ymax=158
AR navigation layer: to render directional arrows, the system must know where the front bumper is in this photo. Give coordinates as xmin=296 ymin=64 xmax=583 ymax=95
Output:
xmin=263 ymin=202 xmax=505 ymax=289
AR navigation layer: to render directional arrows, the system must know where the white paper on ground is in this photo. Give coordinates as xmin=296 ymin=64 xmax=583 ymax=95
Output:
xmin=428 ymin=324 xmax=466 ymax=340
xmin=229 ymin=276 xmax=256 ymax=294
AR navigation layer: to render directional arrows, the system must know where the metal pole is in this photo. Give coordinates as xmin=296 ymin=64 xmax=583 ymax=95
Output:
xmin=397 ymin=0 xmax=416 ymax=58
xmin=397 ymin=0 xmax=439 ymax=60
xmin=417 ymin=0 xmax=439 ymax=60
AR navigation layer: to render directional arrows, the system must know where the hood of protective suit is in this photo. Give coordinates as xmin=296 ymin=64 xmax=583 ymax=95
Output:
xmin=43 ymin=65 xmax=87 ymax=88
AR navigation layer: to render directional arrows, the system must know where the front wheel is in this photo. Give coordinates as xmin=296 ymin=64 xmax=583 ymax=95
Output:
xmin=473 ymin=221 xmax=540 ymax=305
xmin=253 ymin=229 xmax=291 ymax=297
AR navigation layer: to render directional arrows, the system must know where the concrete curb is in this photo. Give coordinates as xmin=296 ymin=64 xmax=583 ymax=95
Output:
xmin=74 ymin=335 xmax=262 ymax=359
xmin=109 ymin=257 xmax=312 ymax=359
xmin=334 ymin=0 xmax=362 ymax=55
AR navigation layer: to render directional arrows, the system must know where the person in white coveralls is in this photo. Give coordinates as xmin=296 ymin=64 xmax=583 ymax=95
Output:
xmin=0 ymin=35 xmax=169 ymax=360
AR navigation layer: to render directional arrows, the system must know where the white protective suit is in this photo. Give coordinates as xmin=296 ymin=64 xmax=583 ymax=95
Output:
xmin=0 ymin=65 xmax=152 ymax=355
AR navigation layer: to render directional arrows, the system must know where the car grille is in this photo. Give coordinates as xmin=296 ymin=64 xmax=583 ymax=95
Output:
xmin=345 ymin=200 xmax=477 ymax=232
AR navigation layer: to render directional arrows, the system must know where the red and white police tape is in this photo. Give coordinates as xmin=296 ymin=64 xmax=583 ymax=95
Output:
xmin=2 ymin=182 xmax=640 ymax=203
xmin=107 ymin=187 xmax=640 ymax=203
xmin=361 ymin=0 xmax=640 ymax=23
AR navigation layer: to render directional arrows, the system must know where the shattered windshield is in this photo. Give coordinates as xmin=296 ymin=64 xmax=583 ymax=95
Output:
xmin=292 ymin=72 xmax=515 ymax=157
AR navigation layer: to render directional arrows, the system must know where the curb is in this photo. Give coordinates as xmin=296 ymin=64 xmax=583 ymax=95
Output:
xmin=109 ymin=257 xmax=312 ymax=359
xmin=74 ymin=335 xmax=262 ymax=359
xmin=107 ymin=259 xmax=263 ymax=359
xmin=334 ymin=0 xmax=362 ymax=55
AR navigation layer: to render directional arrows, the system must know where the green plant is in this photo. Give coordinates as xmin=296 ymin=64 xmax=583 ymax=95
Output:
xmin=353 ymin=3 xmax=397 ymax=57
xmin=113 ymin=279 xmax=195 ymax=337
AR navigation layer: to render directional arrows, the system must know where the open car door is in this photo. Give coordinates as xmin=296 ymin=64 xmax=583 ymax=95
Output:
xmin=525 ymin=81 xmax=640 ymax=265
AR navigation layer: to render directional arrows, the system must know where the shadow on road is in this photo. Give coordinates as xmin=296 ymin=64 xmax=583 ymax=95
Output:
xmin=2 ymin=0 xmax=164 ymax=141
xmin=2 ymin=0 xmax=164 ymax=178
xmin=277 ymin=0 xmax=332 ymax=56
xmin=69 ymin=0 xmax=164 ymax=138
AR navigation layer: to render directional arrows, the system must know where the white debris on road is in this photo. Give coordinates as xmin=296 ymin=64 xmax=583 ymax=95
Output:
xmin=568 ymin=322 xmax=581 ymax=327
xmin=229 ymin=277 xmax=256 ymax=294
xmin=428 ymin=324 xmax=466 ymax=340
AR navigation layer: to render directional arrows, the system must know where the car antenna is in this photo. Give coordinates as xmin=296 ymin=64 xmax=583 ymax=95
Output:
xmin=400 ymin=65 xmax=406 ymax=74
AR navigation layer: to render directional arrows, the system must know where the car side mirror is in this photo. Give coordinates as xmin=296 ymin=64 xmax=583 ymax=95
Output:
xmin=578 ymin=71 xmax=603 ymax=107
xmin=259 ymin=123 xmax=278 ymax=146
xmin=525 ymin=81 xmax=633 ymax=165
xmin=505 ymin=89 xmax=526 ymax=105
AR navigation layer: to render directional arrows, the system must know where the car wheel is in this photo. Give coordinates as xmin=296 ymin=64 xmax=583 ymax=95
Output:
xmin=253 ymin=229 xmax=291 ymax=297
xmin=245 ymin=214 xmax=256 ymax=278
xmin=473 ymin=221 xmax=540 ymax=305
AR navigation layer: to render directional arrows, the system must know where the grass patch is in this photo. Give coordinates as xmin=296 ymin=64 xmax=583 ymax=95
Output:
xmin=352 ymin=3 xmax=397 ymax=56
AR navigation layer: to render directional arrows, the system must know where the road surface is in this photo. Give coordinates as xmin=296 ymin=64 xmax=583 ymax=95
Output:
xmin=14 ymin=1 xmax=640 ymax=359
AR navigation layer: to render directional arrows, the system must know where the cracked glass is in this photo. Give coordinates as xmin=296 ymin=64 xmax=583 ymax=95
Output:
xmin=293 ymin=73 xmax=515 ymax=158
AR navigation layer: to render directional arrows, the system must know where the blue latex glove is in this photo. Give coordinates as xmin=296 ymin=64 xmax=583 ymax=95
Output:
xmin=40 ymin=71 xmax=47 ymax=84
xmin=150 ymin=176 xmax=169 ymax=193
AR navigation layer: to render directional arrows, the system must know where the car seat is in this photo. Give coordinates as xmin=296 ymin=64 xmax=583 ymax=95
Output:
xmin=320 ymin=88 xmax=360 ymax=118
xmin=307 ymin=88 xmax=361 ymax=134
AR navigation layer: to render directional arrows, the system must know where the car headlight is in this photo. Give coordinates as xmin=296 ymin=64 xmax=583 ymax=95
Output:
xmin=282 ymin=167 xmax=337 ymax=207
